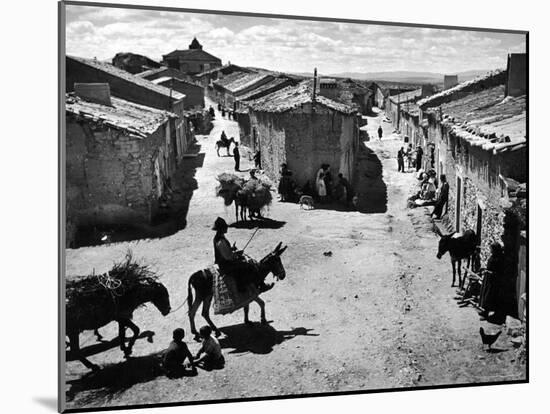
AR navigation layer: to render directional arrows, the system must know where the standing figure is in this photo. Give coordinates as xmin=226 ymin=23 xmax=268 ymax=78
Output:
xmin=254 ymin=149 xmax=261 ymax=169
xmin=377 ymin=125 xmax=383 ymax=140
xmin=406 ymin=143 xmax=414 ymax=170
xmin=323 ymin=164 xmax=333 ymax=199
xmin=337 ymin=173 xmax=354 ymax=206
xmin=415 ymin=145 xmax=424 ymax=172
xmin=233 ymin=142 xmax=240 ymax=172
xmin=316 ymin=166 xmax=327 ymax=202
xmin=208 ymin=106 xmax=215 ymax=118
xmin=397 ymin=147 xmax=405 ymax=172
xmin=431 ymin=174 xmax=449 ymax=218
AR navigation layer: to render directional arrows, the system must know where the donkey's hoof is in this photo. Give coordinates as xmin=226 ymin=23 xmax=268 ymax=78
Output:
xmin=260 ymin=319 xmax=268 ymax=325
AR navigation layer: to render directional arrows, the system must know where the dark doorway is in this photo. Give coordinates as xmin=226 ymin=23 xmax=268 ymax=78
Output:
xmin=476 ymin=203 xmax=483 ymax=244
xmin=455 ymin=176 xmax=462 ymax=232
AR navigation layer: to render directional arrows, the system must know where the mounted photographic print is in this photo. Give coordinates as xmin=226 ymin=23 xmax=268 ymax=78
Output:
xmin=59 ymin=0 xmax=528 ymax=412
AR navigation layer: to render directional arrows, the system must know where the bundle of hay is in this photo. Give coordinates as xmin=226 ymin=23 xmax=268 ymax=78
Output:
xmin=242 ymin=178 xmax=273 ymax=210
xmin=66 ymin=252 xmax=157 ymax=325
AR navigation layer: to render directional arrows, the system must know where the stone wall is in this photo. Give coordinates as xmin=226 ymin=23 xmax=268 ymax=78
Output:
xmin=66 ymin=117 xmax=168 ymax=245
xmin=250 ymin=104 xmax=358 ymax=188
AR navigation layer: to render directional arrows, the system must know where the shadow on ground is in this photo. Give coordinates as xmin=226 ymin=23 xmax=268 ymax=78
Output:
xmin=355 ymin=143 xmax=388 ymax=214
xmin=66 ymin=351 xmax=175 ymax=403
xmin=66 ymin=331 xmax=155 ymax=360
xmin=219 ymin=323 xmax=317 ymax=355
xmin=229 ymin=217 xmax=286 ymax=229
xmin=73 ymin=143 xmax=205 ymax=248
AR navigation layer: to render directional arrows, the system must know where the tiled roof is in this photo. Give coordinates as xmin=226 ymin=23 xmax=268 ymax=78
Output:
xmin=222 ymin=72 xmax=273 ymax=94
xmin=135 ymin=66 xmax=169 ymax=78
xmin=237 ymin=78 xmax=292 ymax=101
xmin=66 ymin=93 xmax=177 ymax=139
xmin=195 ymin=63 xmax=247 ymax=77
xmin=68 ymin=56 xmax=185 ymax=101
xmin=213 ymin=71 xmax=251 ymax=88
xmin=163 ymin=48 xmax=221 ymax=62
xmin=426 ymin=85 xmax=526 ymax=154
xmin=390 ymin=88 xmax=424 ymax=104
xmin=151 ymin=76 xmax=201 ymax=90
xmin=248 ymin=81 xmax=356 ymax=114
xmin=418 ymin=69 xmax=506 ymax=108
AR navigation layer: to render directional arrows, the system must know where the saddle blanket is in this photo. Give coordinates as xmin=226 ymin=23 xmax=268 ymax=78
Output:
xmin=209 ymin=266 xmax=259 ymax=315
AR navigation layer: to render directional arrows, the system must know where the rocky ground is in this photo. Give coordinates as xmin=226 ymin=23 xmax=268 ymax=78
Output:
xmin=64 ymin=105 xmax=525 ymax=410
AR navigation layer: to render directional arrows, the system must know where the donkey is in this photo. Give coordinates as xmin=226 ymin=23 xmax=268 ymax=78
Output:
xmin=215 ymin=136 xmax=235 ymax=157
xmin=187 ymin=242 xmax=288 ymax=340
xmin=66 ymin=277 xmax=171 ymax=371
xmin=436 ymin=229 xmax=478 ymax=287
xmin=217 ymin=177 xmax=249 ymax=222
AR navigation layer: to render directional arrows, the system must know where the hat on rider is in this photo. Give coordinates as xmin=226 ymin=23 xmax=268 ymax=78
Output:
xmin=212 ymin=217 xmax=228 ymax=232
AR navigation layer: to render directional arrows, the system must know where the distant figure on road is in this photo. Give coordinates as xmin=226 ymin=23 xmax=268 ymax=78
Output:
xmin=416 ymin=145 xmax=424 ymax=172
xmin=208 ymin=106 xmax=215 ymax=118
xmin=397 ymin=147 xmax=405 ymax=172
xmin=378 ymin=125 xmax=383 ymax=140
xmin=233 ymin=142 xmax=240 ymax=171
xmin=406 ymin=143 xmax=414 ymax=170
xmin=254 ymin=150 xmax=261 ymax=169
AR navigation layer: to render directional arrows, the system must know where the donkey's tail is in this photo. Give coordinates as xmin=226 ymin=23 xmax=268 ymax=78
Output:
xmin=187 ymin=274 xmax=194 ymax=312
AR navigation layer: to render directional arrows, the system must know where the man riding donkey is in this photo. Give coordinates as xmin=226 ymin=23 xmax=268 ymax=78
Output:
xmin=212 ymin=217 xmax=274 ymax=294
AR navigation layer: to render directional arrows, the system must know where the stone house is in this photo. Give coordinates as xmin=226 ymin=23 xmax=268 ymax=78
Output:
xmin=162 ymin=37 xmax=222 ymax=75
xmin=136 ymin=66 xmax=195 ymax=84
xmin=247 ymin=81 xmax=360 ymax=187
xmin=418 ymin=63 xmax=526 ymax=316
xmin=318 ymin=78 xmax=372 ymax=114
xmin=65 ymin=86 xmax=178 ymax=247
xmin=233 ymin=76 xmax=299 ymax=147
xmin=66 ymin=55 xmax=192 ymax=172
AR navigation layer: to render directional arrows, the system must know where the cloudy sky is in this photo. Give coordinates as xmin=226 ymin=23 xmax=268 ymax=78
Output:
xmin=65 ymin=4 xmax=526 ymax=75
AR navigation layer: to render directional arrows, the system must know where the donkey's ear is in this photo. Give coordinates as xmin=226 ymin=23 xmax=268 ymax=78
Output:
xmin=277 ymin=245 xmax=288 ymax=255
xmin=274 ymin=241 xmax=283 ymax=252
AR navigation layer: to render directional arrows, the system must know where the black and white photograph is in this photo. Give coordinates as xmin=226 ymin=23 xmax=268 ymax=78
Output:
xmin=59 ymin=0 xmax=527 ymax=411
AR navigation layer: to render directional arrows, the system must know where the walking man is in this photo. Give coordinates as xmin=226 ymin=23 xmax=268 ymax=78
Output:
xmin=233 ymin=142 xmax=240 ymax=171
xmin=377 ymin=125 xmax=383 ymax=140
xmin=397 ymin=147 xmax=405 ymax=172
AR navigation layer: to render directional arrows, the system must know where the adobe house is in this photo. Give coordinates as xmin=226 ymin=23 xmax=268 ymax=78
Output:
xmin=66 ymin=55 xmax=191 ymax=172
xmin=162 ymin=37 xmax=222 ymax=75
xmin=318 ymin=78 xmax=372 ymax=115
xmin=65 ymin=85 xmax=178 ymax=247
xmin=247 ymin=81 xmax=360 ymax=187
xmin=419 ymin=68 xmax=526 ymax=316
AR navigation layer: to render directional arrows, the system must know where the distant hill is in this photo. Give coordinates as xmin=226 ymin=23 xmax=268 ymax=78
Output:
xmin=327 ymin=69 xmax=497 ymax=84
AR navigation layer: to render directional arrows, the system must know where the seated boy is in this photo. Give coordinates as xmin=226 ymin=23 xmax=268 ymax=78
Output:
xmin=163 ymin=328 xmax=196 ymax=378
xmin=195 ymin=326 xmax=225 ymax=370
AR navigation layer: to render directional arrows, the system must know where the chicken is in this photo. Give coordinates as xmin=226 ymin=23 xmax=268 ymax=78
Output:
xmin=479 ymin=327 xmax=502 ymax=350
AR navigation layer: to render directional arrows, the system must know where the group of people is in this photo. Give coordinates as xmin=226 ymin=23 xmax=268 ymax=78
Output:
xmin=315 ymin=163 xmax=354 ymax=205
xmin=163 ymin=214 xmax=277 ymax=378
xmin=407 ymin=169 xmax=449 ymax=219
xmin=397 ymin=143 xmax=424 ymax=173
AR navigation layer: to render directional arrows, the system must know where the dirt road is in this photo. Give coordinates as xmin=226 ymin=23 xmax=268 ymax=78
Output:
xmin=65 ymin=107 xmax=525 ymax=409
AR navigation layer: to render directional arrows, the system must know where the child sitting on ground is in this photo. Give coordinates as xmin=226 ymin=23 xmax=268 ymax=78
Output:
xmin=195 ymin=325 xmax=225 ymax=370
xmin=163 ymin=328 xmax=196 ymax=378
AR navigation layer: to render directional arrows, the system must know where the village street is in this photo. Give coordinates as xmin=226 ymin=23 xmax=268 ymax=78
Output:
xmin=65 ymin=105 xmax=525 ymax=410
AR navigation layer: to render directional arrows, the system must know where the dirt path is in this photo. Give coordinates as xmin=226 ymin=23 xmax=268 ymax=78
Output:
xmin=65 ymin=108 xmax=525 ymax=410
